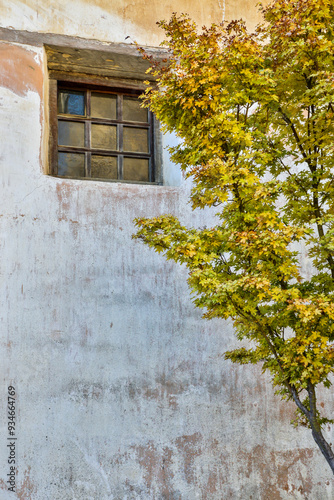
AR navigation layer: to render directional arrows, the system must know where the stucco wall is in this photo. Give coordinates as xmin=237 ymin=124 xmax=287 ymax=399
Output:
xmin=0 ymin=1 xmax=334 ymax=499
xmin=0 ymin=0 xmax=264 ymax=47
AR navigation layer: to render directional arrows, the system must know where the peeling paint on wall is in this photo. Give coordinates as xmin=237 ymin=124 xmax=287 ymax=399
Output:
xmin=0 ymin=42 xmax=43 ymax=98
xmin=0 ymin=1 xmax=334 ymax=499
xmin=0 ymin=0 xmax=267 ymax=46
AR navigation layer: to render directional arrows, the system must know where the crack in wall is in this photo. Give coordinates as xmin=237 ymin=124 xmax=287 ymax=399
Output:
xmin=71 ymin=438 xmax=112 ymax=495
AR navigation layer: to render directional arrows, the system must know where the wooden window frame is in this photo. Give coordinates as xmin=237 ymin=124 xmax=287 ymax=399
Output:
xmin=49 ymin=75 xmax=159 ymax=184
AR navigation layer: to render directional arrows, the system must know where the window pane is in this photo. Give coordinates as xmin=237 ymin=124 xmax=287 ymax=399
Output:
xmin=91 ymin=93 xmax=116 ymax=120
xmin=91 ymin=155 xmax=118 ymax=179
xmin=123 ymin=96 xmax=147 ymax=122
xmin=123 ymin=127 xmax=148 ymax=153
xmin=58 ymin=90 xmax=85 ymax=115
xmin=58 ymin=121 xmax=85 ymax=147
xmin=58 ymin=153 xmax=85 ymax=177
xmin=123 ymin=158 xmax=149 ymax=182
xmin=91 ymin=124 xmax=117 ymax=150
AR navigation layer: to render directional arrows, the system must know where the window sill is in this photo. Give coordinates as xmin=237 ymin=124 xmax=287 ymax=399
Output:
xmin=49 ymin=174 xmax=162 ymax=186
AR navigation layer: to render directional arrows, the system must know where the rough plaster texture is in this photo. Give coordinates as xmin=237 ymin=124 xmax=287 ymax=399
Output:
xmin=0 ymin=0 xmax=266 ymax=47
xmin=0 ymin=1 xmax=334 ymax=499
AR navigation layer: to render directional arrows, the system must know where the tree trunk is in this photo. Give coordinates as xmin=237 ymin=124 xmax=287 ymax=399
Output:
xmin=307 ymin=381 xmax=334 ymax=474
xmin=311 ymin=427 xmax=334 ymax=475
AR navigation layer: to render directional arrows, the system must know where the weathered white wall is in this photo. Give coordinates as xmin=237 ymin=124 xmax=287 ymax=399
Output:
xmin=0 ymin=1 xmax=334 ymax=499
xmin=0 ymin=0 xmax=264 ymax=46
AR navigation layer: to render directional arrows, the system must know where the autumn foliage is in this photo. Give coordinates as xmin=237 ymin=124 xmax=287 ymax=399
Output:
xmin=134 ymin=0 xmax=334 ymax=473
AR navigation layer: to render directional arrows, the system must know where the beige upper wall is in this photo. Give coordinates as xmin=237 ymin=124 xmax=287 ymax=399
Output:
xmin=0 ymin=0 xmax=265 ymax=47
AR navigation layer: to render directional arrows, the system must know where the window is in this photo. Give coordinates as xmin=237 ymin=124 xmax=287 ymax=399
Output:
xmin=49 ymin=82 xmax=156 ymax=183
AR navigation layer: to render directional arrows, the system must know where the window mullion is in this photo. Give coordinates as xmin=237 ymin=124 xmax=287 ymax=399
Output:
xmin=86 ymin=90 xmax=91 ymax=177
xmin=86 ymin=152 xmax=91 ymax=178
xmin=118 ymin=94 xmax=123 ymax=180
xmin=117 ymin=94 xmax=122 ymax=121
xmin=118 ymin=154 xmax=123 ymax=181
xmin=53 ymin=86 xmax=154 ymax=183
xmin=86 ymin=89 xmax=91 ymax=118
xmin=149 ymin=112 xmax=154 ymax=182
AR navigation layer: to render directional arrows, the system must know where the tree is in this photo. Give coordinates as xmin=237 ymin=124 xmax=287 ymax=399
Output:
xmin=133 ymin=0 xmax=334 ymax=474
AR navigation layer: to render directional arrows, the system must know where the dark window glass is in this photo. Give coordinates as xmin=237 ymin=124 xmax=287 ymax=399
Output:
xmin=123 ymin=96 xmax=148 ymax=122
xmin=55 ymin=85 xmax=154 ymax=183
xmin=91 ymin=155 xmax=118 ymax=179
xmin=58 ymin=152 xmax=85 ymax=177
xmin=123 ymin=127 xmax=148 ymax=153
xmin=91 ymin=124 xmax=117 ymax=150
xmin=58 ymin=121 xmax=85 ymax=147
xmin=91 ymin=93 xmax=117 ymax=120
xmin=58 ymin=90 xmax=85 ymax=115
xmin=123 ymin=158 xmax=149 ymax=182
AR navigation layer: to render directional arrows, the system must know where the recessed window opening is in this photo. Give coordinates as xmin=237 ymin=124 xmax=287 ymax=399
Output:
xmin=54 ymin=83 xmax=155 ymax=183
